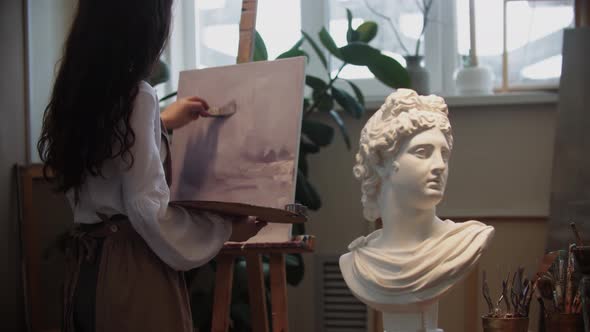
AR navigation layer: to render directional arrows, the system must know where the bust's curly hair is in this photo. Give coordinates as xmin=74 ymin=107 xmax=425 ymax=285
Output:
xmin=37 ymin=0 xmax=172 ymax=202
xmin=353 ymin=89 xmax=453 ymax=221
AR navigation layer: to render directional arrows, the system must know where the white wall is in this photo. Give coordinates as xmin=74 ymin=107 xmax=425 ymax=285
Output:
xmin=27 ymin=0 xmax=76 ymax=162
xmin=288 ymin=98 xmax=557 ymax=332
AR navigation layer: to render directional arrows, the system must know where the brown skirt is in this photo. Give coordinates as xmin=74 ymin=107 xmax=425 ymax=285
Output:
xmin=63 ymin=214 xmax=193 ymax=332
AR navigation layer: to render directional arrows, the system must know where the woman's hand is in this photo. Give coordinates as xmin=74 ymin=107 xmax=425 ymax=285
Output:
xmin=229 ymin=216 xmax=267 ymax=242
xmin=160 ymin=96 xmax=209 ymax=130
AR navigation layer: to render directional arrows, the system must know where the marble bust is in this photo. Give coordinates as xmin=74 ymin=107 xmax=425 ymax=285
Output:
xmin=339 ymin=89 xmax=494 ymax=331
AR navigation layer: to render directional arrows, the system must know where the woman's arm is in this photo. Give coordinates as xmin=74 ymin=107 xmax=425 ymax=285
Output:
xmin=122 ymin=88 xmax=231 ymax=271
xmin=160 ymin=96 xmax=209 ymax=130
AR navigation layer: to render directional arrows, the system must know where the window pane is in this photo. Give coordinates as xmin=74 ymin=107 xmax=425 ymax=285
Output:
xmin=195 ymin=0 xmax=301 ymax=68
xmin=328 ymin=0 xmax=425 ymax=79
xmin=456 ymin=0 xmax=573 ymax=88
xmin=505 ymin=0 xmax=572 ymax=86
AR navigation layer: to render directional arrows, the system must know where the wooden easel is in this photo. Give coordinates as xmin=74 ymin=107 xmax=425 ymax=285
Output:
xmin=211 ymin=237 xmax=314 ymax=332
xmin=210 ymin=1 xmax=315 ymax=331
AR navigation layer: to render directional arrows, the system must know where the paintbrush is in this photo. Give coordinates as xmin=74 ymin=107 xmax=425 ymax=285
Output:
xmin=503 ymin=272 xmax=512 ymax=313
xmin=482 ymin=270 xmax=494 ymax=314
xmin=203 ymin=100 xmax=237 ymax=118
xmin=565 ymin=243 xmax=575 ymax=313
xmin=537 ymin=273 xmax=555 ymax=300
xmin=570 ymin=221 xmax=585 ymax=246
xmin=554 ymin=254 xmax=565 ymax=311
xmin=537 ymin=251 xmax=559 ymax=278
xmin=572 ymin=291 xmax=582 ymax=313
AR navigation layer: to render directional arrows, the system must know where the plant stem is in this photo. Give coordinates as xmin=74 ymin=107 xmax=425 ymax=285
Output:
xmin=363 ymin=0 xmax=411 ymax=55
xmin=304 ymin=63 xmax=346 ymax=118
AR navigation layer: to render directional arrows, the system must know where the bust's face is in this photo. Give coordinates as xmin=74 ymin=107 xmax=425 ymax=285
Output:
xmin=386 ymin=127 xmax=450 ymax=209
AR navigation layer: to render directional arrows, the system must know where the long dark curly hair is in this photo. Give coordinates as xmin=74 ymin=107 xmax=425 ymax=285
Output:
xmin=37 ymin=0 xmax=173 ymax=201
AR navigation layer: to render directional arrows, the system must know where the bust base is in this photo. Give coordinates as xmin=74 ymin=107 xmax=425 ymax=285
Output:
xmin=381 ymin=301 xmax=443 ymax=332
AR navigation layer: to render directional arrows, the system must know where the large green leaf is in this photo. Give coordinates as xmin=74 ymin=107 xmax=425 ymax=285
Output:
xmin=303 ymin=97 xmax=310 ymax=111
xmin=296 ymin=170 xmax=321 ymax=210
xmin=338 ymin=44 xmax=409 ymax=88
xmin=319 ymin=27 xmax=343 ymax=59
xmin=339 ymin=42 xmax=381 ymax=66
xmin=289 ymin=36 xmax=305 ymax=51
xmin=356 ymin=21 xmax=378 ymax=43
xmin=332 ymin=87 xmax=363 ymax=119
xmin=285 ymin=253 xmax=304 ymax=286
xmin=301 ymin=119 xmax=334 ymax=147
xmin=298 ymin=151 xmax=308 ymax=177
xmin=253 ymin=30 xmax=268 ymax=62
xmin=277 ymin=37 xmax=307 ymax=60
xmin=329 ymin=110 xmax=351 ymax=150
xmin=305 ymin=75 xmax=328 ymax=90
xmin=301 ymin=30 xmax=328 ymax=70
xmin=277 ymin=49 xmax=308 ymax=60
xmin=344 ymin=79 xmax=365 ymax=107
xmin=368 ymin=54 xmax=410 ymax=88
xmin=307 ymin=76 xmax=333 ymax=112
xmin=148 ymin=59 xmax=170 ymax=86
xmin=291 ymin=222 xmax=306 ymax=237
xmin=300 ymin=140 xmax=320 ymax=154
xmin=159 ymin=91 xmax=177 ymax=102
xmin=312 ymin=90 xmax=334 ymax=112
xmin=346 ymin=9 xmax=359 ymax=43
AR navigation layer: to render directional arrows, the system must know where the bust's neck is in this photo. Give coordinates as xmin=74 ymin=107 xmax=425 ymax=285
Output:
xmin=373 ymin=191 xmax=442 ymax=250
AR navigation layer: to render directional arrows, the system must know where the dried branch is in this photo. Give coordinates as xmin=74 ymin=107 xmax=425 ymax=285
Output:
xmin=362 ymin=0 xmax=411 ymax=55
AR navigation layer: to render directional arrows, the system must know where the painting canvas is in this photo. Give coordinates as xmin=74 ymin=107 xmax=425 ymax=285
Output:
xmin=170 ymin=57 xmax=305 ymax=243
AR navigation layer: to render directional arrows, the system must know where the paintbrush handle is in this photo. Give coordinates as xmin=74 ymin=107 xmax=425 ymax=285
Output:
xmin=571 ymin=222 xmax=585 ymax=246
xmin=565 ymin=244 xmax=576 ymax=313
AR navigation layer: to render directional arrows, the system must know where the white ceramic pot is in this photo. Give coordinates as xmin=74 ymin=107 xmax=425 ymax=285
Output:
xmin=454 ymin=65 xmax=494 ymax=95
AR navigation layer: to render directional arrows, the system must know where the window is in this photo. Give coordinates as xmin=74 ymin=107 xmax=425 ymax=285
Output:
xmin=456 ymin=0 xmax=574 ymax=90
xmin=167 ymin=0 xmax=572 ymax=99
xmin=162 ymin=0 xmax=301 ymax=96
xmin=195 ymin=0 xmax=302 ymax=68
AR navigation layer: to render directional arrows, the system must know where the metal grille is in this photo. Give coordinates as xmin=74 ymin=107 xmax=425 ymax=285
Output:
xmin=316 ymin=255 xmax=367 ymax=332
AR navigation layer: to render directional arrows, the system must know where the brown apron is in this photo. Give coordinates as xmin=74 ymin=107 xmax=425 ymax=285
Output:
xmin=63 ymin=121 xmax=192 ymax=332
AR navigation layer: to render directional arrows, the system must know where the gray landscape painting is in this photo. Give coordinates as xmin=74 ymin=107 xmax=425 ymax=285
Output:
xmin=170 ymin=57 xmax=305 ymax=243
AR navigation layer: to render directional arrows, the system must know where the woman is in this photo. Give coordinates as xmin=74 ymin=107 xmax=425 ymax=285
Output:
xmin=37 ymin=0 xmax=265 ymax=331
xmin=339 ymin=89 xmax=494 ymax=328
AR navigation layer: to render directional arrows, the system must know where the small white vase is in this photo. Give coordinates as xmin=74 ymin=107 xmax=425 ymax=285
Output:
xmin=404 ymin=56 xmax=430 ymax=95
xmin=454 ymin=65 xmax=494 ymax=95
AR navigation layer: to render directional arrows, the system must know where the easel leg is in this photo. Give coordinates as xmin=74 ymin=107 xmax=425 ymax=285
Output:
xmin=246 ymin=254 xmax=269 ymax=332
xmin=269 ymin=254 xmax=288 ymax=332
xmin=212 ymin=254 xmax=234 ymax=332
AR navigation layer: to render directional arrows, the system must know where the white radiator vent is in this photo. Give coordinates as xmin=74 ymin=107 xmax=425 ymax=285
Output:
xmin=316 ymin=255 xmax=367 ymax=332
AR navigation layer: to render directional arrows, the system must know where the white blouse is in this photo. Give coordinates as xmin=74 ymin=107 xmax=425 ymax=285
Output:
xmin=66 ymin=81 xmax=232 ymax=271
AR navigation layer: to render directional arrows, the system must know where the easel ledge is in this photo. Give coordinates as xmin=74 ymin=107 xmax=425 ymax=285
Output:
xmin=221 ymin=235 xmax=315 ymax=254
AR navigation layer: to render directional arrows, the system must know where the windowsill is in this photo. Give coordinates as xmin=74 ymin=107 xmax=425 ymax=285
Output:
xmin=364 ymin=91 xmax=558 ymax=110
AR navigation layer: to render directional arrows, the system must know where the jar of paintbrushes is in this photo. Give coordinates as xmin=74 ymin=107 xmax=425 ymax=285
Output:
xmin=537 ymin=222 xmax=585 ymax=332
xmin=570 ymin=222 xmax=590 ymax=332
xmin=481 ymin=268 xmax=533 ymax=332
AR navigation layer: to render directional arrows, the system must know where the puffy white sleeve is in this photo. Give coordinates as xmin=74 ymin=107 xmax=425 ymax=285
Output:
xmin=121 ymin=87 xmax=232 ymax=271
